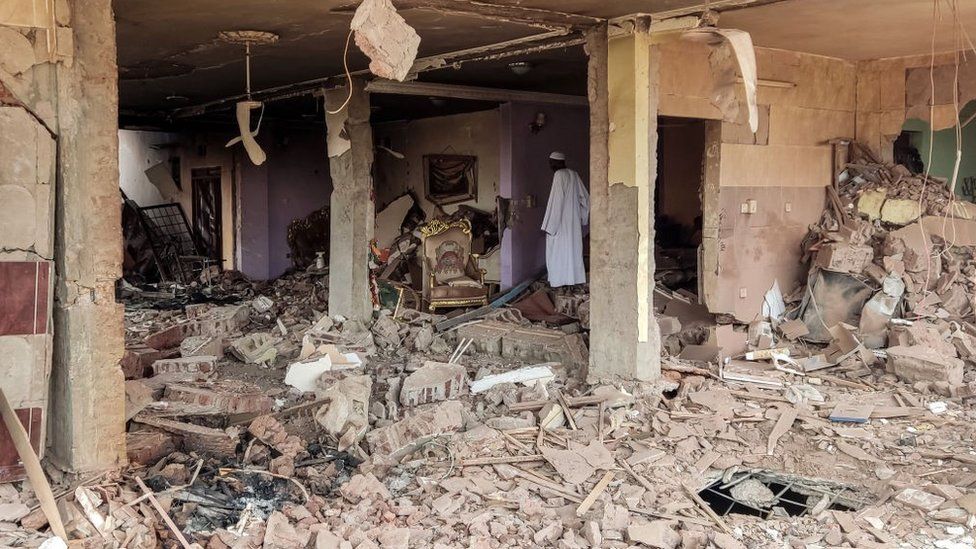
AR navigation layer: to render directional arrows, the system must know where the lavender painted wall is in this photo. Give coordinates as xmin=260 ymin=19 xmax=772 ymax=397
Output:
xmin=238 ymin=125 xmax=332 ymax=280
xmin=266 ymin=128 xmax=331 ymax=278
xmin=500 ymin=103 xmax=589 ymax=288
xmin=238 ymin=160 xmax=270 ymax=280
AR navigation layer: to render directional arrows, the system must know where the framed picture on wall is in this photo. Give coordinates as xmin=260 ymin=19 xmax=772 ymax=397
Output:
xmin=424 ymin=154 xmax=477 ymax=206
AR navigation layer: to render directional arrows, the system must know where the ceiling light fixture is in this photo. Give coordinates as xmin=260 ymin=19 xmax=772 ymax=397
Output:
xmin=218 ymin=30 xmax=279 ymax=166
xmin=508 ymin=61 xmax=533 ymax=76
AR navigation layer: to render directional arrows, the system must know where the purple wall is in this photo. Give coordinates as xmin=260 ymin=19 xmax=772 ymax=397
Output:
xmin=500 ymin=103 xmax=589 ymax=288
xmin=239 ymin=125 xmax=332 ymax=280
xmin=239 ymin=160 xmax=270 ymax=280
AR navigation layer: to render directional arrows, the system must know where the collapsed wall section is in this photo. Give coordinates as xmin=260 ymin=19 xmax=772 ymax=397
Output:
xmin=655 ymin=39 xmax=857 ymax=321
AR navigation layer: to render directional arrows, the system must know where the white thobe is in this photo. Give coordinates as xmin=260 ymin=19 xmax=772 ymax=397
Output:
xmin=541 ymin=168 xmax=590 ymax=287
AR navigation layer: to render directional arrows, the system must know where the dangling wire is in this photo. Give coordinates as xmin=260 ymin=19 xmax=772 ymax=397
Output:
xmin=919 ymin=0 xmax=940 ymax=296
xmin=327 ymin=30 xmax=355 ymax=115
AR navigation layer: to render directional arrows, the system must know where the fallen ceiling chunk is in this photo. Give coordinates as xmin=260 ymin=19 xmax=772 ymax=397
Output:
xmin=352 ymin=0 xmax=421 ymax=82
xmin=686 ymin=27 xmax=759 ymax=133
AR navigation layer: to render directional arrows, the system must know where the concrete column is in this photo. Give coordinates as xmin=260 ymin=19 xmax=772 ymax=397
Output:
xmin=324 ymin=79 xmax=375 ymax=322
xmin=700 ymin=121 xmax=722 ymax=310
xmin=587 ymin=26 xmax=661 ymax=381
xmin=48 ymin=0 xmax=126 ymax=471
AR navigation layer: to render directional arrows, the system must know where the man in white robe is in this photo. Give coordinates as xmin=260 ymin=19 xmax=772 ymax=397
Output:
xmin=541 ymin=151 xmax=590 ymax=287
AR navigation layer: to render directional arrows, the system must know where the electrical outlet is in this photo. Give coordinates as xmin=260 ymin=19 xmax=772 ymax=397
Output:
xmin=748 ymin=199 xmax=758 ymax=214
xmin=784 ymin=201 xmax=792 ymax=213
xmin=740 ymin=202 xmax=750 ymax=214
xmin=739 ymin=288 xmax=748 ymax=298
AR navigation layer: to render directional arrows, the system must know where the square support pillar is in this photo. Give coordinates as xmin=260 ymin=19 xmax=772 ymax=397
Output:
xmin=324 ymin=79 xmax=375 ymax=322
xmin=587 ymin=26 xmax=661 ymax=381
xmin=48 ymin=0 xmax=127 ymax=472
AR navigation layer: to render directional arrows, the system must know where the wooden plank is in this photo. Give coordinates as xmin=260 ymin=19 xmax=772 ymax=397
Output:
xmin=0 ymin=389 xmax=67 ymax=540
xmin=458 ymin=454 xmax=544 ymax=466
xmin=576 ymin=471 xmax=614 ymax=516
xmin=135 ymin=476 xmax=192 ymax=548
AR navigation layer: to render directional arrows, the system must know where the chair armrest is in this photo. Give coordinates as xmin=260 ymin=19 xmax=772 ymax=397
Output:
xmin=468 ymin=254 xmax=486 ymax=285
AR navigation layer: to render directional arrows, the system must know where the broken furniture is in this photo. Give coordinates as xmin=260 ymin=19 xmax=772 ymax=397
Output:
xmin=137 ymin=203 xmax=216 ymax=285
xmin=420 ymin=218 xmax=489 ymax=312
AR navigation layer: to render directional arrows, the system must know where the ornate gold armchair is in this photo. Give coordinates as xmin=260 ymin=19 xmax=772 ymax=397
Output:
xmin=421 ymin=219 xmax=489 ymax=312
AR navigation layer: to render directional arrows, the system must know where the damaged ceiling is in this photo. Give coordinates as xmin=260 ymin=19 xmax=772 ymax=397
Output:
xmin=115 ymin=0 xmax=976 ymax=124
xmin=113 ymin=0 xmax=754 ymax=121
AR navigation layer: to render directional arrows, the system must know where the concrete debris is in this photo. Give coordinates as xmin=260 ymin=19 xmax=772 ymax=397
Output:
xmin=315 ymin=375 xmax=372 ymax=451
xmin=366 ymin=400 xmax=465 ymax=460
xmin=628 ymin=521 xmax=681 ymax=549
xmin=62 ymin=228 xmax=975 ymax=549
xmin=351 ymin=0 xmax=421 ymax=82
xmin=399 ymin=361 xmax=467 ymax=406
xmin=887 ymin=345 xmax=964 ymax=386
xmin=123 ymin=380 xmax=154 ymax=422
xmin=729 ymin=478 xmax=776 ymax=507
xmin=179 ymin=334 xmax=224 ymax=358
xmin=229 ymin=332 xmax=279 ymax=365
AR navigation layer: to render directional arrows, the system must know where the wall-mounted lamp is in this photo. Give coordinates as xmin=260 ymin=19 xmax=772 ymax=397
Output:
xmin=529 ymin=111 xmax=547 ymax=134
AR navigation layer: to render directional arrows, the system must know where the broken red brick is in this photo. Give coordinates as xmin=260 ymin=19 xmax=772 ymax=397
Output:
xmin=121 ymin=344 xmax=173 ymax=379
xmin=163 ymin=384 xmax=274 ymax=414
xmin=126 ymin=430 xmax=177 ymax=465
xmin=144 ymin=324 xmax=187 ymax=350
xmin=134 ymin=416 xmax=239 ymax=458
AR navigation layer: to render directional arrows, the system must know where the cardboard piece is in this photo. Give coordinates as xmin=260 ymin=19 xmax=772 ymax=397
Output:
xmin=779 ymin=319 xmax=810 ymax=341
xmin=678 ymin=344 xmax=721 ymax=364
xmin=375 ymin=194 xmax=414 ymax=250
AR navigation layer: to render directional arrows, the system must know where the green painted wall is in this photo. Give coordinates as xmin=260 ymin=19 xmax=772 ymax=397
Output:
xmin=903 ymin=100 xmax=976 ymax=200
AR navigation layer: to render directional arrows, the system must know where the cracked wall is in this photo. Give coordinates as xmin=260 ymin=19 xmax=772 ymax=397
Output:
xmin=856 ymin=52 xmax=976 ymax=164
xmin=0 ymin=8 xmax=61 ymax=478
xmin=1 ymin=0 xmax=126 ymax=476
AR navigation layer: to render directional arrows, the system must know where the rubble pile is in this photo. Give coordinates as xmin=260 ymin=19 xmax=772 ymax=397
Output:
xmin=5 ymin=148 xmax=976 ymax=548
xmin=778 ymin=143 xmax=976 ymax=395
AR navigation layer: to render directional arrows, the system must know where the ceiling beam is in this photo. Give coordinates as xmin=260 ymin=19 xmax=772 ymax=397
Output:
xmin=411 ymin=30 xmax=585 ymax=72
xmin=333 ymin=0 xmax=602 ymax=30
xmin=169 ymin=29 xmax=586 ymax=118
xmin=365 ymin=80 xmax=587 ymax=106
xmin=649 ymin=0 xmax=792 ymax=20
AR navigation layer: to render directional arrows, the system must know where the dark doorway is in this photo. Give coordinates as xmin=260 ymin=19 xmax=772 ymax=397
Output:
xmin=655 ymin=117 xmax=706 ymax=293
xmin=191 ymin=167 xmax=222 ymax=263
